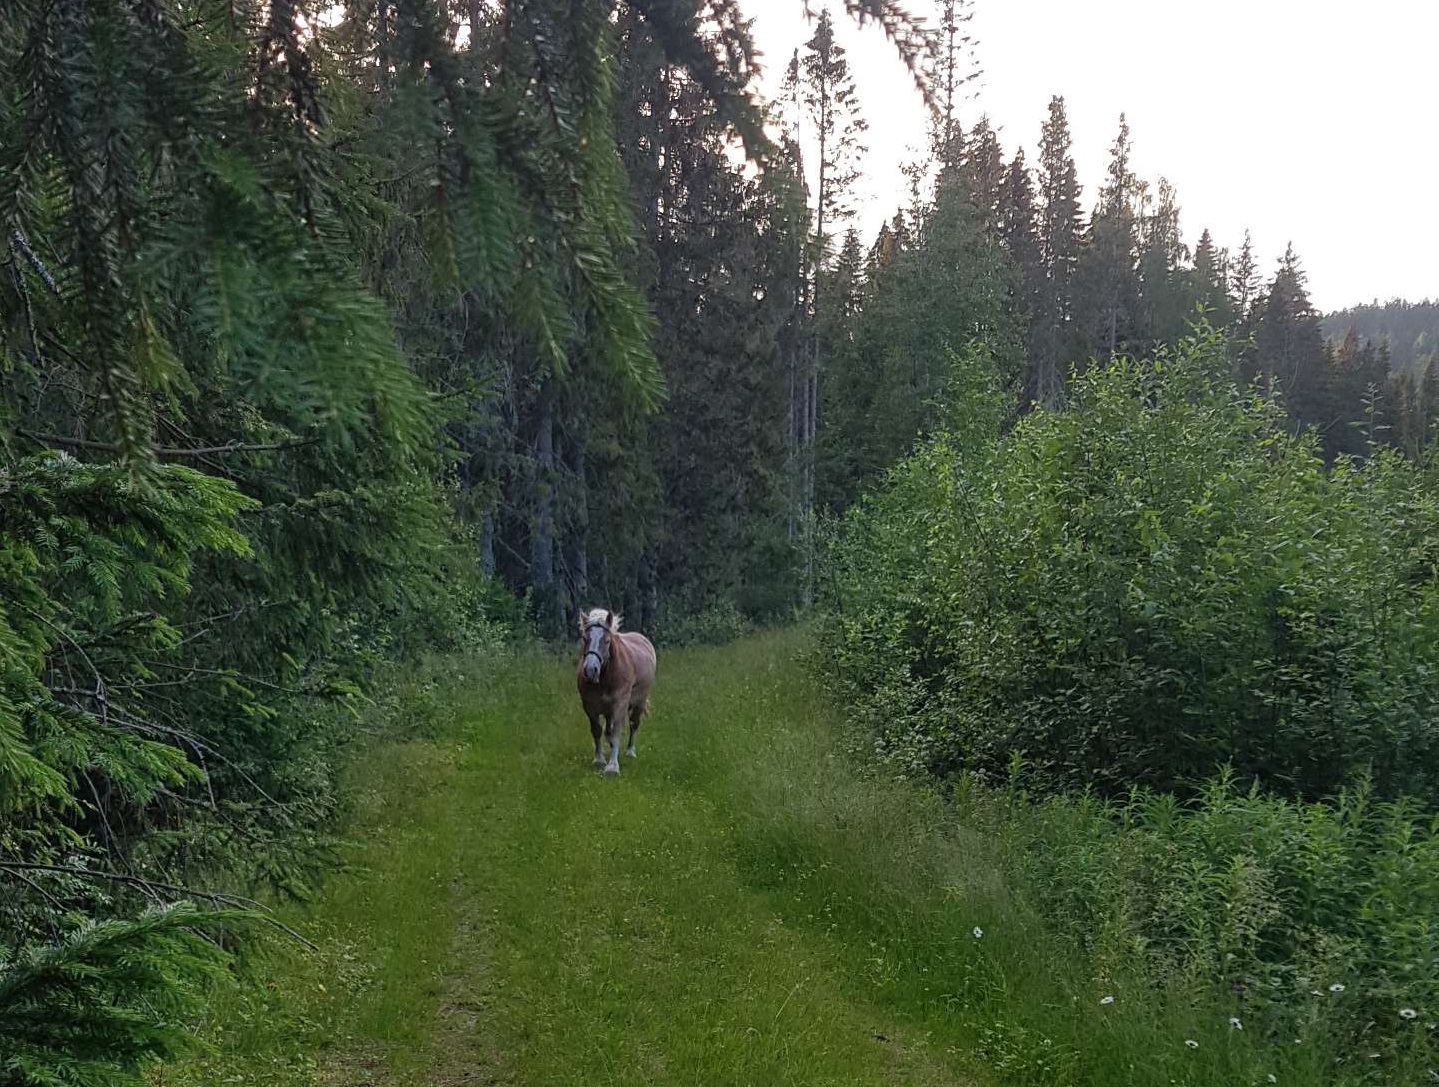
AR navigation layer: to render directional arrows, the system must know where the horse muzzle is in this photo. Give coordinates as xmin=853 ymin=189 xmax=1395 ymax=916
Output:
xmin=582 ymin=652 xmax=602 ymax=682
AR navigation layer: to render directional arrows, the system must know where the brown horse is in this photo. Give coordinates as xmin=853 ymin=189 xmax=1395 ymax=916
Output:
xmin=575 ymin=608 xmax=656 ymax=777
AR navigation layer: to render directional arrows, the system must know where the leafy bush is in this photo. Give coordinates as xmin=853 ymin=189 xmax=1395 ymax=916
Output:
xmin=819 ymin=328 xmax=1439 ymax=1074
xmin=653 ymin=599 xmax=756 ymax=647
xmin=945 ymin=767 xmax=1439 ymax=1072
xmin=825 ymin=328 xmax=1439 ymax=802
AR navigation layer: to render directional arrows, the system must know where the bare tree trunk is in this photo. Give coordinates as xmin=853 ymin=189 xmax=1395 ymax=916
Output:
xmin=479 ymin=509 xmax=495 ymax=578
xmin=531 ymin=384 xmax=561 ymax=637
xmin=796 ymin=358 xmax=808 ymax=511
xmin=561 ymin=428 xmax=588 ymax=619
xmin=376 ymin=1 xmax=390 ymax=87
xmin=802 ymin=342 xmax=818 ymax=608
xmin=640 ymin=549 xmax=658 ymax=634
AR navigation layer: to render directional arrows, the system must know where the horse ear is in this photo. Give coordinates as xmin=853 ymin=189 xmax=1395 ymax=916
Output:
xmin=609 ymin=611 xmax=623 ymax=633
xmin=576 ymin=609 xmax=587 ymax=634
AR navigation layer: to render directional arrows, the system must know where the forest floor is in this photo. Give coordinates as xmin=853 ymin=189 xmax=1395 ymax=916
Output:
xmin=155 ymin=631 xmax=1007 ymax=1087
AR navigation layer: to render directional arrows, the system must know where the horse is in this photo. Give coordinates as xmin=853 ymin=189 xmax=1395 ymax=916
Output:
xmin=575 ymin=608 xmax=656 ymax=777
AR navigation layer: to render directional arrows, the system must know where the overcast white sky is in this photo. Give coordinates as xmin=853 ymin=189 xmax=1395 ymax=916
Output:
xmin=743 ymin=0 xmax=1436 ymax=312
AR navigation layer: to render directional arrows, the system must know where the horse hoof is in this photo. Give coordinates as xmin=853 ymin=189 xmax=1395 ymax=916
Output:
xmin=626 ymin=748 xmax=637 ymax=759
xmin=604 ymin=765 xmax=619 ymax=778
xmin=592 ymin=758 xmax=605 ymax=769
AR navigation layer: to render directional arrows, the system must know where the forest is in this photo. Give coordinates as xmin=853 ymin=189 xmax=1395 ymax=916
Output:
xmin=1 ymin=1 xmax=1435 ymax=1084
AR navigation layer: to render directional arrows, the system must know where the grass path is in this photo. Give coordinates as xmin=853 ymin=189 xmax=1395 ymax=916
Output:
xmin=157 ymin=633 xmax=1406 ymax=1087
xmin=161 ymin=634 xmax=991 ymax=1087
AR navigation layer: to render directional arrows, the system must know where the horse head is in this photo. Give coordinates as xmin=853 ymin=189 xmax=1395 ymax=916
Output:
xmin=577 ymin=608 xmax=621 ymax=683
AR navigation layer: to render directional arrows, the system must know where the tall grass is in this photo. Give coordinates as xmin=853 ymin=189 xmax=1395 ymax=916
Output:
xmin=712 ymin=636 xmax=1435 ymax=1086
xmin=155 ymin=634 xmax=1434 ymax=1086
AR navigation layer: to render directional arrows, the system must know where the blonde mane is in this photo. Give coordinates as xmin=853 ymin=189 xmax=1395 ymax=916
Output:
xmin=581 ymin=607 xmax=622 ymax=633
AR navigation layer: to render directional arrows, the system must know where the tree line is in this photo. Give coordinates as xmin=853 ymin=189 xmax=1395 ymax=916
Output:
xmin=1 ymin=0 xmax=1430 ymax=1079
xmin=800 ymin=60 xmax=1432 ymax=514
xmin=0 ymin=1 xmax=926 ymax=1080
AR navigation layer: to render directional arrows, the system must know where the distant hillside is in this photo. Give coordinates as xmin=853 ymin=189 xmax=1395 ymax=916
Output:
xmin=1323 ymin=299 xmax=1439 ymax=374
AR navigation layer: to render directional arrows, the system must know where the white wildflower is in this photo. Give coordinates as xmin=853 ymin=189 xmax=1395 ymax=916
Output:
xmin=972 ymin=926 xmax=983 ymax=939
xmin=1328 ymin=983 xmax=1346 ymax=993
xmin=1185 ymin=1039 xmax=1199 ymax=1049
xmin=1267 ymin=1077 xmax=1277 ymax=1084
xmin=1399 ymin=1008 xmax=1419 ymax=1020
xmin=1100 ymin=995 xmax=1115 ymax=1005
xmin=1229 ymin=1017 xmax=1243 ymax=1030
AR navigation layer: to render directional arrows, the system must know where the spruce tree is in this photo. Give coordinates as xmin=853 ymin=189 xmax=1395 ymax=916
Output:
xmin=932 ymin=0 xmax=976 ymax=165
xmin=1230 ymin=230 xmax=1260 ymax=321
xmin=795 ymin=7 xmax=870 ymax=260
xmin=1135 ymin=178 xmax=1191 ymax=350
xmin=789 ymin=5 xmax=870 ymax=591
xmin=1192 ymin=227 xmax=1233 ymax=326
xmin=998 ymin=150 xmax=1045 ymax=390
xmin=1245 ymin=245 xmax=1333 ymax=449
xmin=1078 ymin=114 xmax=1144 ymax=363
xmin=958 ymin=117 xmax=1006 ymax=230
xmin=1033 ymin=96 xmax=1084 ymax=408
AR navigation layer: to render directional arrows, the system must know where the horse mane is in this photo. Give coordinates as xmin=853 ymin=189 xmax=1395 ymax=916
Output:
xmin=581 ymin=607 xmax=622 ymax=633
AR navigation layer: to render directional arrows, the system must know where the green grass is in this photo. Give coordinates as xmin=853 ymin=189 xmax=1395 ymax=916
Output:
xmin=155 ymin=633 xmax=1400 ymax=1087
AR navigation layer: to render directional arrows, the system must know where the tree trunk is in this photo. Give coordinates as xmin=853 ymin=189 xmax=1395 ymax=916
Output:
xmin=377 ymin=1 xmax=390 ymax=87
xmin=479 ymin=509 xmax=495 ymax=579
xmin=531 ymin=384 xmax=562 ymax=637
xmin=640 ymin=549 xmax=659 ymax=634
xmin=561 ymin=428 xmax=588 ymax=621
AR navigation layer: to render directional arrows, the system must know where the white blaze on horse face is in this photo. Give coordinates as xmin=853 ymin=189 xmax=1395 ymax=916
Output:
xmin=582 ymin=624 xmax=606 ymax=682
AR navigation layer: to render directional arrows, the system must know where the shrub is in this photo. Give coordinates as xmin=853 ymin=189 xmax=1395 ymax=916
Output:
xmin=945 ymin=768 xmax=1439 ymax=1069
xmin=653 ymin=598 xmax=756 ymax=647
xmin=825 ymin=328 xmax=1439 ymax=802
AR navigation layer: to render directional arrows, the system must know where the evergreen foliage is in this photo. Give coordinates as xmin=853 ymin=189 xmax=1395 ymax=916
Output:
xmin=817 ymin=152 xmax=1021 ymax=511
xmin=0 ymin=904 xmax=239 ymax=1087
xmin=0 ymin=0 xmax=1427 ymax=1076
xmin=0 ymin=3 xmax=935 ymax=1078
xmin=811 ymin=98 xmax=1432 ymax=515
xmin=1323 ymin=298 xmax=1439 ymax=375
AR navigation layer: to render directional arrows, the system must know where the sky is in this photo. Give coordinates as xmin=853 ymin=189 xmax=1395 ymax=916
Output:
xmin=742 ymin=0 xmax=1437 ymax=312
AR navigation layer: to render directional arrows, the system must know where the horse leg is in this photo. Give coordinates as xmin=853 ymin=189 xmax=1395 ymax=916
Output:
xmin=625 ymin=703 xmax=641 ymax=759
xmin=604 ymin=702 xmax=628 ymax=777
xmin=589 ymin=715 xmax=604 ymax=768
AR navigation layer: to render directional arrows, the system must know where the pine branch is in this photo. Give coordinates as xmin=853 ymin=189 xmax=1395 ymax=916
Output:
xmin=19 ymin=431 xmax=319 ymax=457
xmin=0 ymin=864 xmax=315 ymax=950
xmin=833 ymin=1 xmax=940 ymax=113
